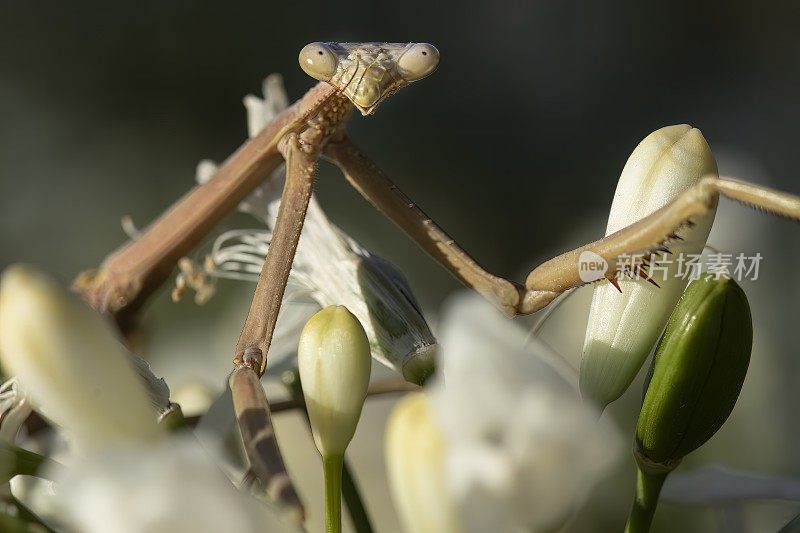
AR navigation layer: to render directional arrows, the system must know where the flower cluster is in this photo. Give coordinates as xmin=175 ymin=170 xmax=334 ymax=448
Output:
xmin=0 ymin=101 xmax=780 ymax=533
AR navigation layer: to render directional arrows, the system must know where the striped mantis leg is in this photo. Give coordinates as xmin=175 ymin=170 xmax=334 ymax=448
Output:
xmin=230 ymin=353 xmax=303 ymax=520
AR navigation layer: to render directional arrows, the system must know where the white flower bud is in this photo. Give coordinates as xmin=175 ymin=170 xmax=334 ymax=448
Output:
xmin=581 ymin=125 xmax=718 ymax=408
xmin=0 ymin=265 xmax=162 ymax=450
xmin=297 ymin=306 xmax=371 ymax=457
xmin=386 ymin=393 xmax=459 ymax=533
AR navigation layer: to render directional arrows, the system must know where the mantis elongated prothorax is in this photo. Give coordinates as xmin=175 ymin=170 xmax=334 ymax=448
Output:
xmin=73 ymin=41 xmax=800 ymax=518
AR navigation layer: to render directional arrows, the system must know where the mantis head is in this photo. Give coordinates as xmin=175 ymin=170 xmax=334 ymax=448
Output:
xmin=299 ymin=42 xmax=439 ymax=115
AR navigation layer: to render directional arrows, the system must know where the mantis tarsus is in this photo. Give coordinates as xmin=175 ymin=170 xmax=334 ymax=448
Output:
xmin=74 ymin=42 xmax=800 ymax=516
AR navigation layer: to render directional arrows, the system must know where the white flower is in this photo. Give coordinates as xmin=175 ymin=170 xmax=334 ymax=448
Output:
xmin=298 ymin=306 xmax=371 ymax=458
xmin=0 ymin=265 xmax=163 ymax=451
xmin=422 ymin=292 xmax=621 ymax=533
xmin=174 ymin=75 xmax=436 ymax=383
xmin=581 ymin=124 xmax=718 ymax=408
xmin=386 ymin=393 xmax=460 ymax=533
xmin=50 ymin=436 xmax=300 ymax=533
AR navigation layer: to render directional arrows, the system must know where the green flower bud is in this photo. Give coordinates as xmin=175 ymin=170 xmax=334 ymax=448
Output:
xmin=625 ymin=275 xmax=752 ymax=533
xmin=297 ymin=305 xmax=371 ymax=458
xmin=636 ymin=274 xmax=752 ymax=467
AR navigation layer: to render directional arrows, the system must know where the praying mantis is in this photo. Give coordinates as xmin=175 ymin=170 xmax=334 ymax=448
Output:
xmin=73 ymin=42 xmax=800 ymax=515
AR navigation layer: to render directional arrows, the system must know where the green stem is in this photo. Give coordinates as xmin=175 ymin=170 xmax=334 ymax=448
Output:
xmin=341 ymin=460 xmax=374 ymax=533
xmin=323 ymin=454 xmax=344 ymax=533
xmin=0 ymin=442 xmax=63 ymax=481
xmin=624 ymin=468 xmax=668 ymax=533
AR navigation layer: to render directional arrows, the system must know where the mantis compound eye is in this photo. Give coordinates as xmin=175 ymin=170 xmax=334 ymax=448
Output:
xmin=397 ymin=43 xmax=440 ymax=82
xmin=299 ymin=42 xmax=339 ymax=82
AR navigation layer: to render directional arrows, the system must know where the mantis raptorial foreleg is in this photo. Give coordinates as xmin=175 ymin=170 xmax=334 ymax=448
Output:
xmin=523 ymin=176 xmax=800 ymax=300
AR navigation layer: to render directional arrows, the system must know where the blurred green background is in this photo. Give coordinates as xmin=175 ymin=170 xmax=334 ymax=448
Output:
xmin=2 ymin=1 xmax=800 ymax=531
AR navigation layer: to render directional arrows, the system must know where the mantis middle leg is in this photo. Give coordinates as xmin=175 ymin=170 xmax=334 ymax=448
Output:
xmin=324 ymin=133 xmax=538 ymax=316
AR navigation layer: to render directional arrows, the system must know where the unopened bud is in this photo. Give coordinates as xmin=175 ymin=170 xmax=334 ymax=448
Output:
xmin=636 ymin=274 xmax=752 ymax=467
xmin=297 ymin=306 xmax=371 ymax=457
xmin=581 ymin=124 xmax=718 ymax=409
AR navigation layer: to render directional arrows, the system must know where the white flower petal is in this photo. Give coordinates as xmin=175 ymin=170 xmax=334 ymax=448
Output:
xmin=447 ymin=443 xmax=516 ymax=533
xmin=0 ymin=265 xmax=162 ymax=451
xmin=430 ymin=292 xmax=622 ymax=532
xmin=386 ymin=393 xmax=460 ymax=533
xmin=50 ymin=436 xmax=299 ymax=533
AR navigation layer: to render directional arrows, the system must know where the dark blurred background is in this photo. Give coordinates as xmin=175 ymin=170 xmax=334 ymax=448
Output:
xmin=2 ymin=1 xmax=800 ymax=532
xmin=2 ymin=0 xmax=798 ymax=293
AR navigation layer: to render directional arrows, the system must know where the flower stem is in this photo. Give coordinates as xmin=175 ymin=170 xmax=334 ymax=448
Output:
xmin=624 ymin=468 xmax=668 ymax=533
xmin=341 ymin=460 xmax=374 ymax=533
xmin=323 ymin=454 xmax=344 ymax=533
xmin=0 ymin=442 xmax=64 ymax=481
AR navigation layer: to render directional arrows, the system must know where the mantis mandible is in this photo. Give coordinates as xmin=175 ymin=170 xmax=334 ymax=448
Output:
xmin=74 ymin=42 xmax=800 ymax=514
